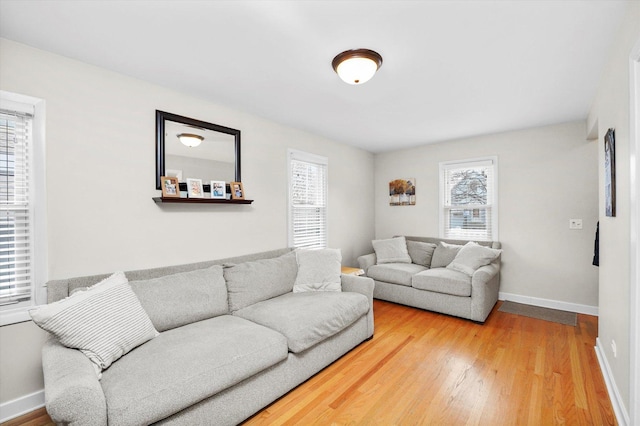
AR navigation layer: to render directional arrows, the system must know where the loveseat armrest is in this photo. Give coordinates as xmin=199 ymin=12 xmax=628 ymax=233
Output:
xmin=470 ymin=261 xmax=501 ymax=322
xmin=42 ymin=336 xmax=108 ymax=426
xmin=341 ymin=274 xmax=375 ymax=337
xmin=472 ymin=262 xmax=500 ymax=286
xmin=357 ymin=253 xmax=376 ymax=273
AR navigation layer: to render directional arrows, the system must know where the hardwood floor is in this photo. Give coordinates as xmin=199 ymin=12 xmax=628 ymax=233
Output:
xmin=3 ymin=300 xmax=616 ymax=426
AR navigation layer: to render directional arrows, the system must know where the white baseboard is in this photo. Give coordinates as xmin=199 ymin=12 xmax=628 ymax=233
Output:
xmin=498 ymin=292 xmax=598 ymax=316
xmin=0 ymin=389 xmax=45 ymax=423
xmin=595 ymin=338 xmax=630 ymax=426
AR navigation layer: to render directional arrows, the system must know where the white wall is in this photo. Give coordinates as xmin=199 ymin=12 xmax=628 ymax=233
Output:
xmin=587 ymin=1 xmax=640 ymax=421
xmin=374 ymin=121 xmax=599 ymax=309
xmin=0 ymin=39 xmax=375 ymax=405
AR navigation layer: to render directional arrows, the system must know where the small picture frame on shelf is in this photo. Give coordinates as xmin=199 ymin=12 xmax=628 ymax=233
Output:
xmin=160 ymin=176 xmax=180 ymax=198
xmin=230 ymin=182 xmax=244 ymax=200
xmin=210 ymin=180 xmax=226 ymax=199
xmin=186 ymin=178 xmax=205 ymax=198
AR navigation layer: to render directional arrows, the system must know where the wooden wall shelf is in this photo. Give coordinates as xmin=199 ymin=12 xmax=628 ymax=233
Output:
xmin=153 ymin=197 xmax=253 ymax=205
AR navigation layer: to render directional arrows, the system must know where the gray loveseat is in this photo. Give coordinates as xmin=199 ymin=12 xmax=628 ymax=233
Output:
xmin=357 ymin=236 xmax=501 ymax=322
xmin=40 ymin=248 xmax=374 ymax=426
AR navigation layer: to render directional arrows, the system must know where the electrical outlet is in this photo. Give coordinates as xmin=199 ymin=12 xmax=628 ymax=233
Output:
xmin=611 ymin=339 xmax=617 ymax=358
xmin=569 ymin=219 xmax=583 ymax=230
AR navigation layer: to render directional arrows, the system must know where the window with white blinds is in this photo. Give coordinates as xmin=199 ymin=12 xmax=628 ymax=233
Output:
xmin=288 ymin=150 xmax=328 ymax=249
xmin=0 ymin=92 xmax=46 ymax=325
xmin=0 ymin=109 xmax=33 ymax=309
xmin=439 ymin=157 xmax=498 ymax=241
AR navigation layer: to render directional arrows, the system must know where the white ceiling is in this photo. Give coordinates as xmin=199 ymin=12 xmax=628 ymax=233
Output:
xmin=0 ymin=0 xmax=630 ymax=153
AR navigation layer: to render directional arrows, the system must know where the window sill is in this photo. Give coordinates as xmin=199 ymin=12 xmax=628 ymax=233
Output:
xmin=0 ymin=305 xmax=34 ymax=326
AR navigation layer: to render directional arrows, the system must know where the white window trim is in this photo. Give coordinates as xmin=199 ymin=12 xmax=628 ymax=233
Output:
xmin=287 ymin=149 xmax=328 ymax=249
xmin=439 ymin=156 xmax=499 ymax=241
xmin=0 ymin=91 xmax=48 ymax=326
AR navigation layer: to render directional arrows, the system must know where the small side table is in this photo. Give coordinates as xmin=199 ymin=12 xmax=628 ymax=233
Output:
xmin=341 ymin=266 xmax=365 ymax=276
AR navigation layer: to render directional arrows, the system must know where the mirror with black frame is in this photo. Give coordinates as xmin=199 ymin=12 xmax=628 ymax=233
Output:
xmin=155 ymin=110 xmax=241 ymax=192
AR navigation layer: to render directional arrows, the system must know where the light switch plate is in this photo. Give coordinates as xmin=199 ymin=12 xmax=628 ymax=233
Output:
xmin=569 ymin=219 xmax=583 ymax=230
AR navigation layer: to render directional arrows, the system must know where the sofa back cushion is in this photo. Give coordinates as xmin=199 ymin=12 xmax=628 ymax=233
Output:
xmin=224 ymin=251 xmax=298 ymax=312
xmin=129 ymin=265 xmax=228 ymax=332
xmin=406 ymin=241 xmax=437 ymax=267
xmin=431 ymin=242 xmax=464 ymax=268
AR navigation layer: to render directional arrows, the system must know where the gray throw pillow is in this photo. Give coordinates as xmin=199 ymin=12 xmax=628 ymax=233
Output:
xmin=430 ymin=242 xmax=463 ymax=268
xmin=129 ymin=265 xmax=228 ymax=332
xmin=372 ymin=236 xmax=411 ymax=264
xmin=293 ymin=248 xmax=342 ymax=292
xmin=224 ymin=251 xmax=298 ymax=312
xmin=447 ymin=242 xmax=502 ymax=276
xmin=406 ymin=241 xmax=437 ymax=267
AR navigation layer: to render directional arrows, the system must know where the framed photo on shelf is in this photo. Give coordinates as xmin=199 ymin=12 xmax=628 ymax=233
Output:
xmin=210 ymin=180 xmax=226 ymax=199
xmin=230 ymin=182 xmax=244 ymax=200
xmin=160 ymin=176 xmax=180 ymax=198
xmin=186 ymin=178 xmax=205 ymax=198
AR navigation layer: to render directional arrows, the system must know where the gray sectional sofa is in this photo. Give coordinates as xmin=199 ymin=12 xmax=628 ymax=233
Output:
xmin=39 ymin=248 xmax=374 ymax=426
xmin=357 ymin=236 xmax=501 ymax=322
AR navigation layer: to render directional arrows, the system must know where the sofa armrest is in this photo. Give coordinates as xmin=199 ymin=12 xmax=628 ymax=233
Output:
xmin=42 ymin=336 xmax=108 ymax=426
xmin=357 ymin=253 xmax=376 ymax=273
xmin=472 ymin=262 xmax=500 ymax=286
xmin=470 ymin=261 xmax=501 ymax=322
xmin=341 ymin=274 xmax=375 ymax=337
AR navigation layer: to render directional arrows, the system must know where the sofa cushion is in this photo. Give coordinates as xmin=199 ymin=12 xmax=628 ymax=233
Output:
xmin=446 ymin=241 xmax=502 ymax=276
xmin=366 ymin=263 xmax=428 ymax=286
xmin=411 ymin=268 xmax=472 ymax=296
xmin=224 ymin=251 xmax=298 ymax=312
xmin=406 ymin=240 xmax=437 ymax=267
xmin=100 ymin=315 xmax=288 ymax=426
xmin=29 ymin=272 xmax=158 ymax=377
xmin=372 ymin=236 xmax=412 ymax=264
xmin=430 ymin=242 xmax=464 ymax=268
xmin=293 ymin=248 xmax=342 ymax=292
xmin=234 ymin=292 xmax=369 ymax=353
xmin=129 ymin=265 xmax=228 ymax=332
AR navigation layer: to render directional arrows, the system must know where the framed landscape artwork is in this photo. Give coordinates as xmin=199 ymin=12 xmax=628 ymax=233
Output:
xmin=389 ymin=178 xmax=416 ymax=206
xmin=604 ymin=128 xmax=616 ymax=217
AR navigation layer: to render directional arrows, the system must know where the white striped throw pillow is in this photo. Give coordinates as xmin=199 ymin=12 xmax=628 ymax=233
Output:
xmin=30 ymin=272 xmax=158 ymax=377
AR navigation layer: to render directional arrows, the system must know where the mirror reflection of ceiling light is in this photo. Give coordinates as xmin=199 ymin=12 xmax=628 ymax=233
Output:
xmin=177 ymin=133 xmax=204 ymax=148
xmin=332 ymin=49 xmax=383 ymax=85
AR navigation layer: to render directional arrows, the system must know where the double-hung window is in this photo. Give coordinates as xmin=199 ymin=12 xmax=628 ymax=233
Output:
xmin=288 ymin=149 xmax=328 ymax=249
xmin=439 ymin=157 xmax=498 ymax=241
xmin=0 ymin=91 xmax=47 ymax=325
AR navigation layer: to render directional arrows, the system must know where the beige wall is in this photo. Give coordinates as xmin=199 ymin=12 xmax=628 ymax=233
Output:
xmin=587 ymin=1 xmax=640 ymax=416
xmin=374 ymin=121 xmax=599 ymax=308
xmin=0 ymin=39 xmax=375 ymax=404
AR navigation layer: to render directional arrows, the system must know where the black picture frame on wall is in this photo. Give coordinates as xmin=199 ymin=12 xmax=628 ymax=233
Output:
xmin=604 ymin=128 xmax=616 ymax=217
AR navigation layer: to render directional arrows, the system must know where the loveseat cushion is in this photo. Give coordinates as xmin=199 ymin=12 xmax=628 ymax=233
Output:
xmin=411 ymin=268 xmax=472 ymax=297
xmin=129 ymin=265 xmax=228 ymax=332
xmin=366 ymin=263 xmax=428 ymax=286
xmin=407 ymin=240 xmax=437 ymax=267
xmin=99 ymin=315 xmax=288 ymax=426
xmin=224 ymin=251 xmax=298 ymax=312
xmin=430 ymin=242 xmax=464 ymax=268
xmin=233 ymin=292 xmax=369 ymax=353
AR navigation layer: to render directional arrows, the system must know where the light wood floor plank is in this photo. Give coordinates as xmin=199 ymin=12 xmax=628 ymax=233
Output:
xmin=4 ymin=300 xmax=616 ymax=426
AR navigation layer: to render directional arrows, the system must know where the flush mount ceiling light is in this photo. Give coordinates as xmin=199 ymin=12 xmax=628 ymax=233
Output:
xmin=332 ymin=49 xmax=383 ymax=85
xmin=177 ymin=133 xmax=204 ymax=148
